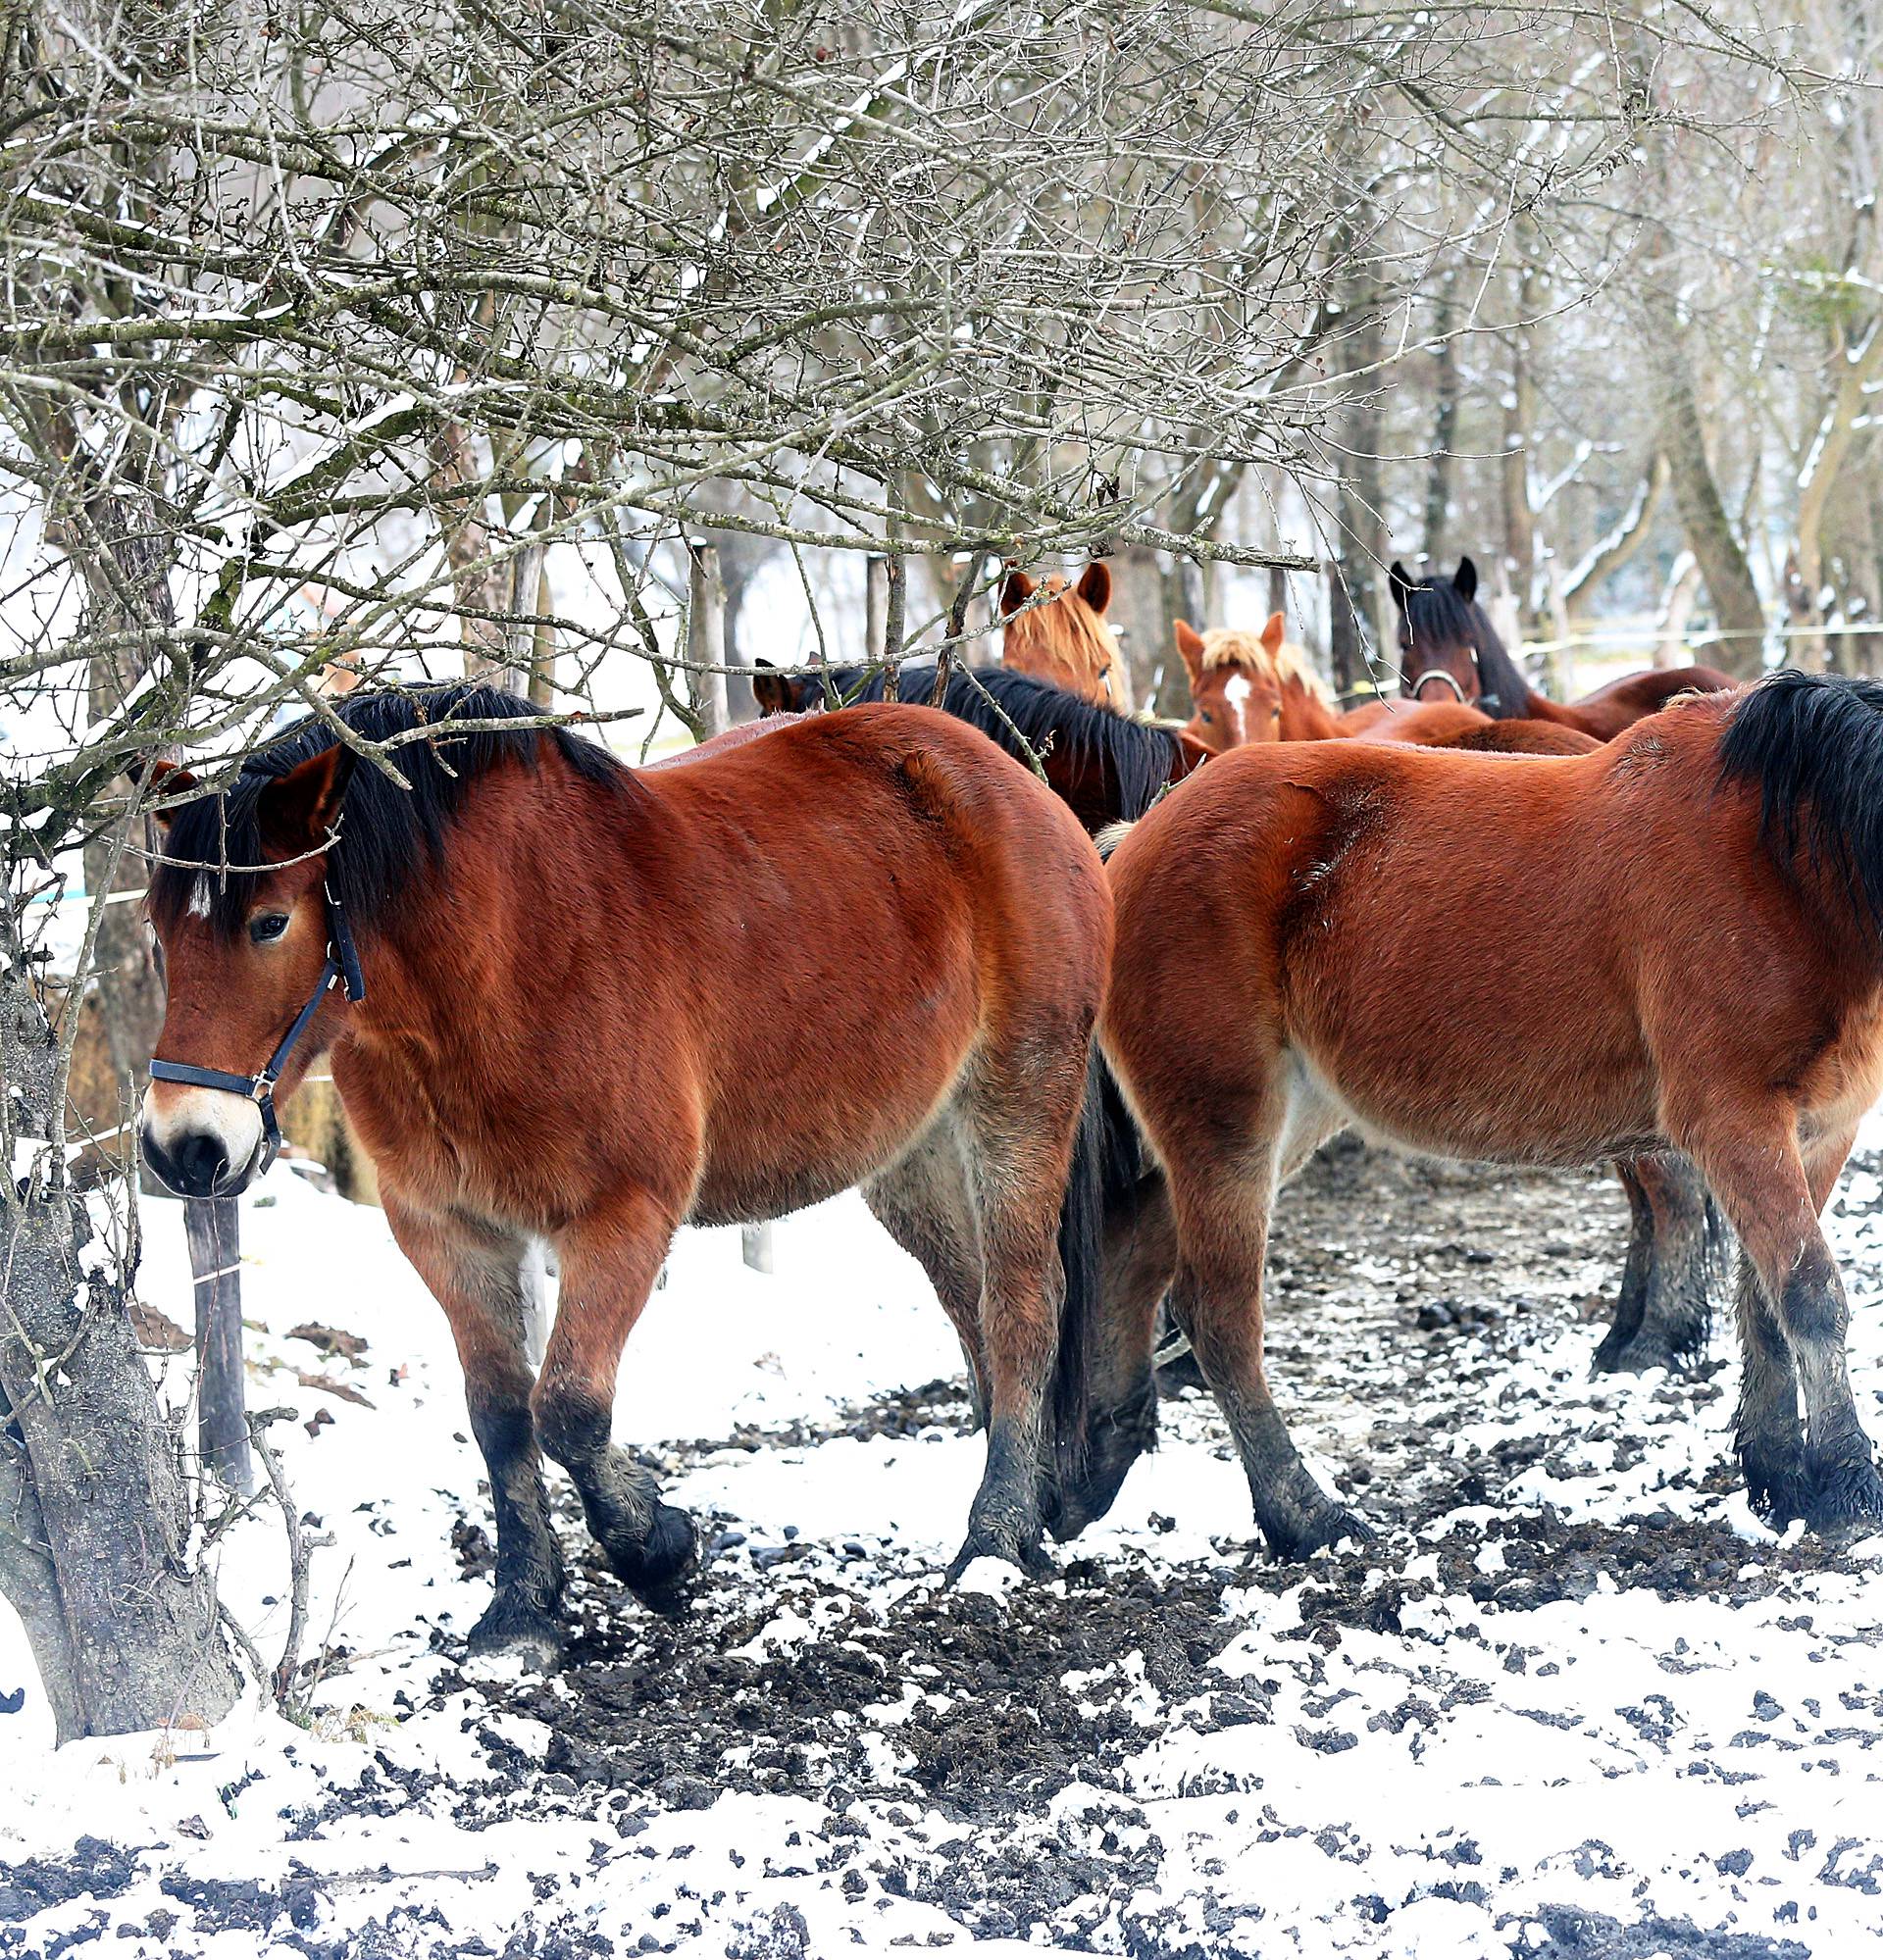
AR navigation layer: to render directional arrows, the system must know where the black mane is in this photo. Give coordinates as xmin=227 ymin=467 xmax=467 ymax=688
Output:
xmin=151 ymin=683 xmax=623 ymax=938
xmin=826 ymin=663 xmax=1180 ymax=823
xmin=1401 ymin=578 xmax=1534 ymax=721
xmin=1717 ymin=669 xmax=1883 ymax=938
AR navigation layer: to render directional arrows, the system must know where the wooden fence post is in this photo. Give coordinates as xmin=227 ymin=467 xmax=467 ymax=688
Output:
xmin=184 ymin=1196 xmax=253 ymax=1492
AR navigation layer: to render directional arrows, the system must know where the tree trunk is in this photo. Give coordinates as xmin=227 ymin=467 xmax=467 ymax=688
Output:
xmin=685 ymin=540 xmax=731 ymax=737
xmin=1649 ymin=327 xmax=1766 ymax=675
xmin=1424 ymin=287 xmax=1461 ymax=569
xmin=1 ymin=969 xmax=238 ymax=1742
xmin=1154 ymin=555 xmax=1204 ymax=717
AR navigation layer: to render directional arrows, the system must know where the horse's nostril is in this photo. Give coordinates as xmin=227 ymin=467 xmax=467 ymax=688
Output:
xmin=145 ymin=1131 xmax=232 ymax=1199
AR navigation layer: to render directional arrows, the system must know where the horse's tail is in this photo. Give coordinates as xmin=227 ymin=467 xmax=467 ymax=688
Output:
xmin=1716 ymin=670 xmax=1883 ymax=936
xmin=1046 ymin=1045 xmax=1141 ymax=1505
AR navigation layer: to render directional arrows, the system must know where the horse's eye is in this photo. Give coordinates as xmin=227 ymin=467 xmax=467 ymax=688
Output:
xmin=1200 ymin=712 xmax=1215 ymax=725
xmin=249 ymin=912 xmax=290 ymax=944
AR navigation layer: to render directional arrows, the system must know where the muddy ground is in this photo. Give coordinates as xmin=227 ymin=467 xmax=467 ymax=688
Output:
xmin=9 ymin=1141 xmax=1882 ymax=1959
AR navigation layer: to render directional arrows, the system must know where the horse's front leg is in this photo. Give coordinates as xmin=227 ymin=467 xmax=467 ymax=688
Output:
xmin=381 ymin=1191 xmax=565 ymax=1663
xmin=533 ymin=1188 xmax=696 ymax=1612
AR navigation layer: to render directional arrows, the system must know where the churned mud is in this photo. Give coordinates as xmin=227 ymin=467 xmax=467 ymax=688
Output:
xmin=8 ymin=1141 xmax=1883 ymax=1957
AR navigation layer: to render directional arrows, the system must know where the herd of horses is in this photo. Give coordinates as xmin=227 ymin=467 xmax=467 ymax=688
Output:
xmin=136 ymin=554 xmax=1883 ymax=1660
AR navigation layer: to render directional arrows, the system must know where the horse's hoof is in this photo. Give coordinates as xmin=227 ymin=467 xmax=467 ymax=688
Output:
xmin=1802 ymin=1458 xmax=1883 ymax=1537
xmin=611 ymin=1502 xmax=698 ymax=1613
xmin=943 ymin=1532 xmax=1051 ymax=1586
xmin=468 ymin=1593 xmax=566 ymax=1669
xmin=1262 ymin=1505 xmax=1373 ymax=1562
xmin=1596 ymin=1329 xmax=1709 ymax=1379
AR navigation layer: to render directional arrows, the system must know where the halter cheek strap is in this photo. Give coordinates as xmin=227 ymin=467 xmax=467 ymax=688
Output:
xmin=149 ymin=882 xmax=366 ymax=1176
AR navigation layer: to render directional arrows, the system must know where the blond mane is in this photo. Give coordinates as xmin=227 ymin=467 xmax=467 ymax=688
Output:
xmin=1198 ymin=628 xmax=1330 ymax=704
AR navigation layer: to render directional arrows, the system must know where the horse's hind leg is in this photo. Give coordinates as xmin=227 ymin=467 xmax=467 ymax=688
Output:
xmin=1591 ymin=1161 xmax=1654 ymax=1375
xmin=533 ymin=1190 xmax=696 ymax=1611
xmin=1165 ymin=1073 xmax=1360 ymax=1560
xmin=1686 ymin=1117 xmax=1880 ymax=1531
xmin=862 ymin=1126 xmax=992 ymax=1427
xmin=1596 ymin=1154 xmax=1718 ymax=1376
xmin=382 ymin=1193 xmax=565 ymax=1662
xmin=944 ymin=1049 xmax=1092 ymax=1580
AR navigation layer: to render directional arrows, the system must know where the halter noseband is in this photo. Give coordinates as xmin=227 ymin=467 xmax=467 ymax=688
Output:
xmin=1403 ymin=650 xmax=1501 ymax=715
xmin=1404 ymin=667 xmax=1470 ymax=704
xmin=149 ymin=879 xmax=366 ymax=1176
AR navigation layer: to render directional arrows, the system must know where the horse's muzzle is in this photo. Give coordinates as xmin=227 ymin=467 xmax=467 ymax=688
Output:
xmin=139 ymin=1084 xmax=267 ymax=1198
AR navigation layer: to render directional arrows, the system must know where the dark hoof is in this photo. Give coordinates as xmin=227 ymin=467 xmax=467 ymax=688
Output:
xmin=468 ymin=1592 xmax=566 ymax=1668
xmin=609 ymin=1502 xmax=698 ymax=1614
xmin=1594 ymin=1335 xmax=1705 ymax=1380
xmin=1740 ymin=1438 xmax=1809 ymax=1530
xmin=1260 ymin=1506 xmax=1373 ymax=1562
xmin=1802 ymin=1456 xmax=1883 ymax=1537
xmin=943 ymin=1532 xmax=1052 ymax=1586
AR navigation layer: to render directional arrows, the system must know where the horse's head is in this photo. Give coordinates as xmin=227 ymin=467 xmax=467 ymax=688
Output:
xmin=1390 ymin=556 xmax=1496 ymax=708
xmin=1000 ymin=561 xmax=1129 ymax=711
xmin=751 ymin=659 xmax=806 ymax=717
xmin=139 ymin=749 xmax=354 ymax=1198
xmin=1173 ymin=612 xmax=1327 ymax=752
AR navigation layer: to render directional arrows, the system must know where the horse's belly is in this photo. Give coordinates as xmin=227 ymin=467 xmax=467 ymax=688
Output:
xmin=1292 ymin=1039 xmax=1662 ymax=1171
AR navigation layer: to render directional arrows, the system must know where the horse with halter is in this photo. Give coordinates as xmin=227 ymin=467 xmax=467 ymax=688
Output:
xmin=1079 ymin=673 xmax=1883 ymax=1557
xmin=139 ymin=684 xmax=1116 ymax=1660
xmin=1390 ymin=557 xmax=1736 ymax=734
xmin=752 ymin=662 xmax=1210 ymax=833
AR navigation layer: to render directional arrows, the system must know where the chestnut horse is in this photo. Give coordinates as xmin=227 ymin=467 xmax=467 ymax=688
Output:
xmin=1159 ymin=618 xmax=1718 ymax=1375
xmin=753 ymin=662 xmax=1209 ymax=833
xmin=140 ymin=684 xmax=1115 ymax=1660
xmin=1174 ymin=616 xmax=1594 ymax=757
xmin=1080 ymin=673 xmax=1883 ymax=1558
xmin=1001 ymin=563 xmax=1131 ymax=712
xmin=1390 ymin=558 xmax=1736 ymax=735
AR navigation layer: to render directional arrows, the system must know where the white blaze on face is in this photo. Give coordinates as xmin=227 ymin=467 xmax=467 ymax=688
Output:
xmin=139 ymin=1079 xmax=266 ymax=1187
xmin=186 ymin=875 xmax=212 ymax=919
xmin=1224 ymin=672 xmax=1253 ymax=747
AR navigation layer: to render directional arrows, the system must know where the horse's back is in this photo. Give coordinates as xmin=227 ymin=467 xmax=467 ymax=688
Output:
xmin=1103 ymin=727 xmax=1722 ymax=1164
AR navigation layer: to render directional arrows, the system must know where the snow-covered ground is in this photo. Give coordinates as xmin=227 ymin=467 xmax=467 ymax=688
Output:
xmin=5 ymin=1141 xmax=1883 ymax=1959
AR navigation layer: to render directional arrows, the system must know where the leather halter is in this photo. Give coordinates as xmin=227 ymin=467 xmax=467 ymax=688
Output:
xmin=1404 ymin=666 xmax=1471 ymax=704
xmin=1404 ymin=651 xmax=1504 ymax=716
xmin=149 ymin=879 xmax=366 ymax=1175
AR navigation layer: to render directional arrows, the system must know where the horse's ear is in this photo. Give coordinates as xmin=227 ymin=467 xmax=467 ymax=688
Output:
xmin=130 ymin=757 xmax=201 ymax=831
xmin=1260 ymin=610 xmax=1286 ymax=655
xmin=750 ymin=660 xmax=790 ymax=718
xmin=1388 ymin=562 xmax=1415 ymax=611
xmin=256 ymin=747 xmax=352 ymax=853
xmin=1174 ymin=619 xmax=1207 ymax=685
xmin=1453 ymin=556 xmax=1478 ymax=602
xmin=1000 ymin=569 xmax=1035 ymax=617
xmin=1076 ymin=560 xmax=1112 ymax=615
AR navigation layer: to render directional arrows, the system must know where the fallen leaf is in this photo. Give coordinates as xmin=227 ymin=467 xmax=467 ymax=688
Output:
xmin=286 ymin=1322 xmax=368 ymax=1361
xmin=296 ymin=1370 xmax=375 ymax=1409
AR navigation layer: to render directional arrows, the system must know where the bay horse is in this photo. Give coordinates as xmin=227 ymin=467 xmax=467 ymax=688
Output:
xmin=753 ymin=662 xmax=1209 ymax=833
xmin=139 ymin=684 xmax=1115 ymax=1660
xmin=1001 ymin=562 xmax=1131 ymax=712
xmin=1390 ymin=557 xmax=1736 ymax=735
xmin=1078 ymin=673 xmax=1883 ymax=1556
xmin=1169 ymin=614 xmax=1722 ymax=1372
